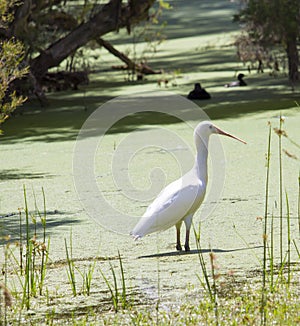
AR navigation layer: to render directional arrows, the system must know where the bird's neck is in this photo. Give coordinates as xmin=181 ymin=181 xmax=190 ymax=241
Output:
xmin=193 ymin=137 xmax=209 ymax=183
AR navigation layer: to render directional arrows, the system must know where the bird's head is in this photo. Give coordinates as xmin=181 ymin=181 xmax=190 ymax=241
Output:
xmin=194 ymin=121 xmax=246 ymax=145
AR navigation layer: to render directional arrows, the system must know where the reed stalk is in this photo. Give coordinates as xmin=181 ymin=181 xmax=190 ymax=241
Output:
xmin=297 ymin=171 xmax=300 ymax=237
xmin=100 ymin=263 xmax=118 ymax=312
xmin=261 ymin=122 xmax=272 ymax=326
xmin=118 ymin=251 xmax=127 ymax=309
xmin=278 ymin=116 xmax=284 ymax=264
xmin=293 ymin=239 xmax=300 ymax=258
xmin=270 ymin=213 xmax=274 ymax=290
xmin=99 ymin=252 xmax=129 ymax=312
xmin=209 ymin=250 xmax=219 ymax=326
xmin=18 ymin=208 xmax=23 ymax=275
xmin=22 ymin=185 xmax=31 ymax=309
xmin=37 ymin=188 xmax=48 ymax=295
xmin=193 ymin=224 xmax=213 ymax=302
xmin=82 ymin=262 xmax=95 ymax=296
xmin=285 ymin=191 xmax=291 ymax=285
xmin=65 ymin=234 xmax=77 ymax=296
xmin=193 ymin=224 xmax=219 ymax=325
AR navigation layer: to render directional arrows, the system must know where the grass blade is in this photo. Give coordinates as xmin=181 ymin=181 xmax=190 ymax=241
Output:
xmin=65 ymin=237 xmax=77 ymax=296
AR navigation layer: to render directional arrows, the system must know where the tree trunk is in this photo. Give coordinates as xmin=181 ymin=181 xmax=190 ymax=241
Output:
xmin=97 ymin=38 xmax=136 ymax=70
xmin=10 ymin=0 xmax=32 ymax=38
xmin=96 ymin=38 xmax=161 ymax=75
xmin=286 ymin=37 xmax=299 ymax=85
xmin=30 ymin=0 xmax=156 ymax=79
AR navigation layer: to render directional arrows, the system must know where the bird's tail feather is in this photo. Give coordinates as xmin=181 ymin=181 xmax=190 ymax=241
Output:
xmin=130 ymin=231 xmax=142 ymax=241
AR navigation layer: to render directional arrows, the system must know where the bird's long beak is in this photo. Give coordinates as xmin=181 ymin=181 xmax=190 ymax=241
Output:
xmin=215 ymin=127 xmax=247 ymax=144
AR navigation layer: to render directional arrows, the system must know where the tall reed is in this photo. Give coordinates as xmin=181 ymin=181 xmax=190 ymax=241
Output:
xmin=79 ymin=261 xmax=95 ymax=296
xmin=261 ymin=122 xmax=272 ymax=326
xmin=278 ymin=116 xmax=284 ymax=264
xmin=261 ymin=116 xmax=300 ymax=324
xmin=18 ymin=208 xmax=23 ymax=275
xmin=269 ymin=213 xmax=274 ymax=289
xmin=297 ymin=171 xmax=300 ymax=237
xmin=65 ymin=234 xmax=77 ymax=296
xmin=285 ymin=191 xmax=291 ymax=284
xmin=22 ymin=185 xmax=31 ymax=309
xmin=65 ymin=233 xmax=99 ymax=297
xmin=293 ymin=239 xmax=300 ymax=258
xmin=35 ymin=188 xmax=49 ymax=295
xmin=1 ymin=237 xmax=13 ymax=324
xmin=118 ymin=251 xmax=127 ymax=309
xmin=99 ymin=251 xmax=128 ymax=312
xmin=18 ymin=186 xmax=50 ymax=308
xmin=193 ymin=223 xmax=219 ymax=326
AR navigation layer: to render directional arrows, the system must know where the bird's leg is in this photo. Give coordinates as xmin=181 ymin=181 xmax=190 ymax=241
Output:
xmin=184 ymin=228 xmax=190 ymax=252
xmin=175 ymin=222 xmax=182 ymax=251
xmin=184 ymin=215 xmax=193 ymax=252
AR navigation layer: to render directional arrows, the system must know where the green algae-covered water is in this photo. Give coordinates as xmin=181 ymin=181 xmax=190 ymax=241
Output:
xmin=0 ymin=0 xmax=299 ymax=322
xmin=1 ymin=94 xmax=299 ymax=316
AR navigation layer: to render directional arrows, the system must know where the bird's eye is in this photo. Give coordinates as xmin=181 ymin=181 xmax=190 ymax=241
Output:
xmin=209 ymin=125 xmax=213 ymax=129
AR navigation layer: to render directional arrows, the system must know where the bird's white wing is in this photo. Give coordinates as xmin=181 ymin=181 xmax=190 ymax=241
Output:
xmin=131 ymin=176 xmax=205 ymax=238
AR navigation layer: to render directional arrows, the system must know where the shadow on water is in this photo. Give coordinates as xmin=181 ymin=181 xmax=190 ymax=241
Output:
xmin=2 ymin=87 xmax=299 ymax=145
xmin=0 ymin=210 xmax=81 ymax=245
xmin=0 ymin=169 xmax=54 ymax=181
xmin=138 ymin=245 xmax=262 ymax=259
xmin=109 ymin=0 xmax=241 ymax=44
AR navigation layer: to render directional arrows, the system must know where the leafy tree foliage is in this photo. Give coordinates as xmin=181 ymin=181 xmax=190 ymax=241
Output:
xmin=0 ymin=0 xmax=28 ymax=130
xmin=0 ymin=0 xmax=158 ymax=101
xmin=235 ymin=0 xmax=300 ymax=84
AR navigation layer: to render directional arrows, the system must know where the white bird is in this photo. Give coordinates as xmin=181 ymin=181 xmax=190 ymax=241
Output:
xmin=131 ymin=121 xmax=246 ymax=251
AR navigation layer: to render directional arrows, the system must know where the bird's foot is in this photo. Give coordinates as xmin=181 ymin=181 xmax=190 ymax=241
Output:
xmin=184 ymin=244 xmax=190 ymax=252
xmin=176 ymin=243 xmax=182 ymax=251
